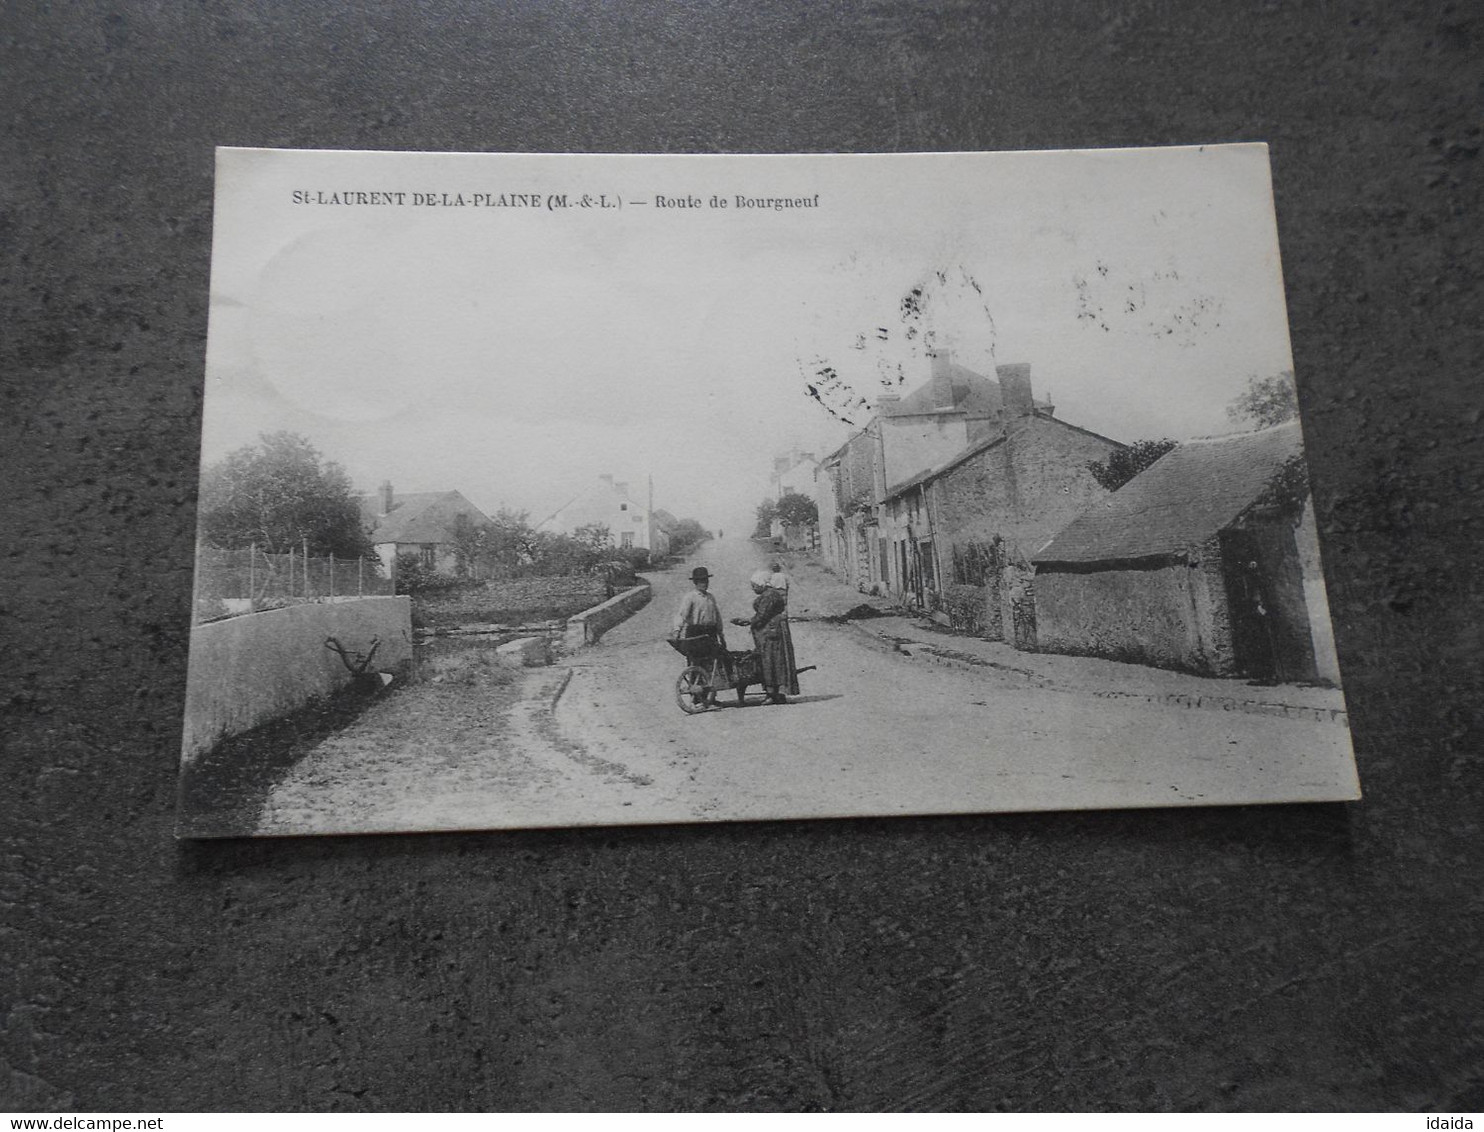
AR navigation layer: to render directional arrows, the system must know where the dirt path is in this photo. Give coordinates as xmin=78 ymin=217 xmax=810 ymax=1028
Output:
xmin=255 ymin=662 xmax=662 ymax=836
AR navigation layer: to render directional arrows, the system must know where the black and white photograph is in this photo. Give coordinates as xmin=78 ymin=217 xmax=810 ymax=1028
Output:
xmin=177 ymin=144 xmax=1359 ymax=837
xmin=11 ymin=0 xmax=1483 ymax=1113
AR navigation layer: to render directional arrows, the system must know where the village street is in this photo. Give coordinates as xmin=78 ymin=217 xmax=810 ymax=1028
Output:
xmin=257 ymin=538 xmax=1357 ymax=836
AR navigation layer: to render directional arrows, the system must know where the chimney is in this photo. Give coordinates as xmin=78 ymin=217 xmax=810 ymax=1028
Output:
xmin=997 ymin=363 xmax=1034 ymax=420
xmin=929 ymin=347 xmax=955 ymax=411
xmin=380 ymin=480 xmax=395 ymax=515
xmin=615 ymin=481 xmax=629 ymax=497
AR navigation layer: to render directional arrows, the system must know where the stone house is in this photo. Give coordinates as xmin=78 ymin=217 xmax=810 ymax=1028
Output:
xmin=537 ymin=474 xmax=665 ymax=556
xmin=359 ymin=483 xmax=493 ymax=578
xmin=819 ymin=347 xmax=1031 ymax=591
xmin=770 ymin=448 xmax=820 ymax=500
xmin=817 ymin=424 xmax=883 ymax=588
xmin=877 ymin=363 xmax=1123 ymax=640
xmin=767 ymin=449 xmax=820 ymax=549
xmin=816 ymin=350 xmax=1115 ymax=625
xmin=1030 ymin=421 xmax=1341 ymax=683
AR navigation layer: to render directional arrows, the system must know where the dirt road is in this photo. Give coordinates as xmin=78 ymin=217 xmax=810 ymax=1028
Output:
xmin=255 ymin=537 xmax=1357 ymax=835
xmin=553 ymin=537 xmax=1358 ymax=826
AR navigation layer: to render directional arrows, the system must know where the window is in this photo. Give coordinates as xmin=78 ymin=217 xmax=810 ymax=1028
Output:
xmin=620 ymin=503 xmax=628 ymax=510
xmin=421 ymin=545 xmax=436 ymax=569
xmin=621 ymin=531 xmax=634 ymax=548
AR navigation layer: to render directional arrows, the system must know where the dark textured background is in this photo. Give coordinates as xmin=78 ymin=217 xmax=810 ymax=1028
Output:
xmin=3 ymin=0 xmax=1480 ymax=1112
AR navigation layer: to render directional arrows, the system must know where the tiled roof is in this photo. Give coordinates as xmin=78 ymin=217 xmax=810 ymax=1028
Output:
xmin=882 ymin=361 xmax=1051 ymax=419
xmin=360 ymin=490 xmax=490 ymax=545
xmin=884 ymin=362 xmax=1001 ymax=416
xmin=1032 ymin=421 xmax=1304 ymax=564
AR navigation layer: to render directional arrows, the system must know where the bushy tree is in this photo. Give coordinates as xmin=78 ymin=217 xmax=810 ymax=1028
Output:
xmin=776 ymin=491 xmax=819 ymax=528
xmin=529 ymin=523 xmax=612 ymax=575
xmin=571 ymin=522 xmax=612 ymax=554
xmin=485 ymin=507 xmax=538 ymax=573
xmin=753 ymin=498 xmax=778 ymax=539
xmin=669 ymin=518 xmax=711 ymax=554
xmin=198 ymin=431 xmax=372 ymax=558
xmin=1228 ymin=370 xmax=1299 ymax=429
xmin=449 ymin=512 xmax=492 ymax=579
xmin=1087 ymin=439 xmax=1178 ymax=492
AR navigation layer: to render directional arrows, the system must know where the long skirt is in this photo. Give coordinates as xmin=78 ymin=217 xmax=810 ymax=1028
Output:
xmin=753 ymin=618 xmax=800 ymax=695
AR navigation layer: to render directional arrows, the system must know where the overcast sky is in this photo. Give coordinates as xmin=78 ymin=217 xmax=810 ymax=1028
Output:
xmin=201 ymin=145 xmax=1296 ymax=535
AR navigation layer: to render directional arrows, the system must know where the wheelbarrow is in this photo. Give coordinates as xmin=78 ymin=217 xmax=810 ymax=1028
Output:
xmin=667 ymin=635 xmax=815 ymax=714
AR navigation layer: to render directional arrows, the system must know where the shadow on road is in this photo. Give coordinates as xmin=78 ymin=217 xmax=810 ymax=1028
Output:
xmin=713 ymin=693 xmax=843 ymax=708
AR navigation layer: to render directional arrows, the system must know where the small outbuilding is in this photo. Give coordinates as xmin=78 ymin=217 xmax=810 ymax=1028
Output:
xmin=1030 ymin=421 xmax=1341 ymax=683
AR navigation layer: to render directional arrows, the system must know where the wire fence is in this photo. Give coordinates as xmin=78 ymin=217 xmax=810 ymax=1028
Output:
xmin=194 ymin=545 xmax=393 ymax=621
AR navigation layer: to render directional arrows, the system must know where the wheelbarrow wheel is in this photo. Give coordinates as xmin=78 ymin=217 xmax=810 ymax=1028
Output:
xmin=676 ymin=666 xmax=711 ymax=714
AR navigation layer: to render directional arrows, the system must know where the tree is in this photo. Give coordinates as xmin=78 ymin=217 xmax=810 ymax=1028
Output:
xmin=571 ymin=522 xmax=612 ymax=555
xmin=198 ymin=431 xmax=372 ymax=558
xmin=669 ymin=518 xmax=711 ymax=554
xmin=1086 ymin=439 xmax=1178 ymax=492
xmin=448 ymin=512 xmax=491 ymax=579
xmin=485 ymin=507 xmax=538 ymax=573
xmin=1228 ymin=370 xmax=1298 ymax=430
xmin=530 ymin=529 xmax=608 ymax=576
xmin=753 ymin=498 xmax=778 ymax=539
xmin=776 ymin=491 xmax=819 ymax=529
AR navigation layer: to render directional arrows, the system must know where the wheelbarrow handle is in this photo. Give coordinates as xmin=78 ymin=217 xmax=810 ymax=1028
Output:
xmin=794 ymin=665 xmax=817 ymax=675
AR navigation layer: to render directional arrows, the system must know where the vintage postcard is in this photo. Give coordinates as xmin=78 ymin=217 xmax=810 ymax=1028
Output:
xmin=178 ymin=145 xmax=1359 ymax=838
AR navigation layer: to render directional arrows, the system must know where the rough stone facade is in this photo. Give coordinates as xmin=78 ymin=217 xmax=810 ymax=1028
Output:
xmin=818 ymin=426 xmax=886 ymax=590
xmin=884 ymin=409 xmax=1122 ymax=635
xmin=1034 ymin=537 xmax=1237 ymax=674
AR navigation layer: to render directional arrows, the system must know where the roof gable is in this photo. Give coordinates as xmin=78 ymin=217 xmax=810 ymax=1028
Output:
xmin=1032 ymin=422 xmax=1304 ymax=564
xmin=884 ymin=414 xmax=1123 ymax=500
xmin=362 ymin=490 xmax=491 ymax=544
xmin=537 ymin=479 xmax=642 ymax=532
xmin=883 ymin=361 xmax=1053 ymax=420
xmin=886 ymin=362 xmax=1002 ymax=417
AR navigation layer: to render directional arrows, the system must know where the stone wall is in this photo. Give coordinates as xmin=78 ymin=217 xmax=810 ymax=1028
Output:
xmin=181 ymin=597 xmax=413 ymax=764
xmin=1033 ymin=543 xmax=1236 ymax=675
xmin=564 ymin=583 xmax=652 ymax=648
xmin=929 ymin=418 xmax=1117 ymax=562
xmin=1003 ymin=418 xmax=1124 ymax=553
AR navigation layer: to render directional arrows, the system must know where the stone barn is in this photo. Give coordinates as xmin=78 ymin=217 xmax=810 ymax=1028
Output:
xmin=1030 ymin=421 xmax=1341 ymax=684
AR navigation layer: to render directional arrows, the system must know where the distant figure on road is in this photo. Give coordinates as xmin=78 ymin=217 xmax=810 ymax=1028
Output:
xmin=733 ymin=569 xmax=799 ymax=705
xmin=672 ymin=566 xmax=731 ymax=680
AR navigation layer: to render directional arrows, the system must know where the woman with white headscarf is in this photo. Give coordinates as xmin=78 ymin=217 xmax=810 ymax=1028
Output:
xmin=733 ymin=568 xmax=799 ymax=704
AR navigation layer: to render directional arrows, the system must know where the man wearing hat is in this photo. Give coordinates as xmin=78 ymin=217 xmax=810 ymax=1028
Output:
xmin=672 ymin=567 xmax=731 ymax=680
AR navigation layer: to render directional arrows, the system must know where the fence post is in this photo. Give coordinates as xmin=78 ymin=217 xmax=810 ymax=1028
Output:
xmin=358 ymin=556 xmax=364 ymax=597
xmin=249 ymin=543 xmax=256 ymax=608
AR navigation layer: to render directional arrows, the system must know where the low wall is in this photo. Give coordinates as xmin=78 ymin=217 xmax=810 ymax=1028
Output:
xmin=564 ymin=583 xmax=651 ymax=649
xmin=1034 ymin=555 xmax=1234 ymax=676
xmin=181 ymin=597 xmax=412 ymax=764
